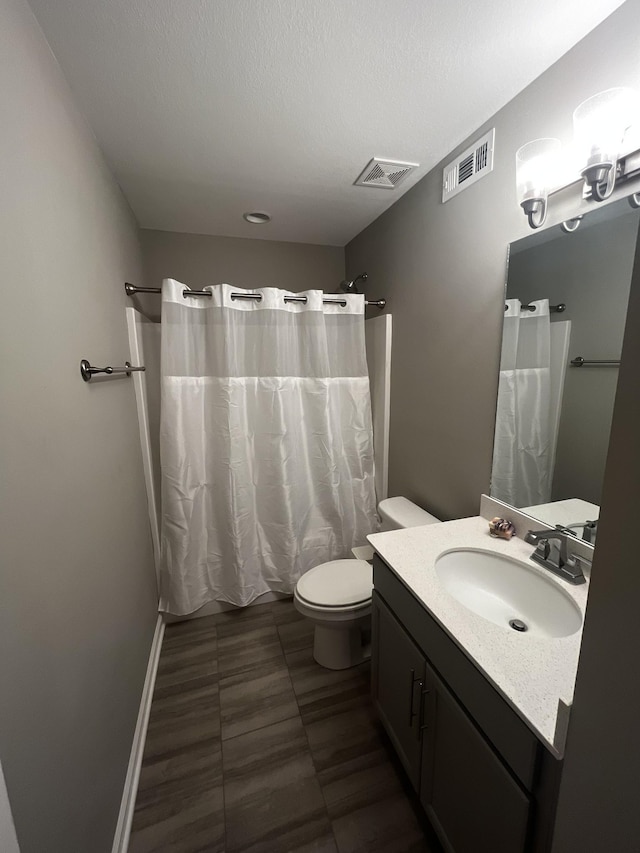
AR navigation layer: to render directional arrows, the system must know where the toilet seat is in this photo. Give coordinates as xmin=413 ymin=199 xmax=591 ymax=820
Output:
xmin=293 ymin=593 xmax=372 ymax=615
xmin=295 ymin=559 xmax=372 ymax=609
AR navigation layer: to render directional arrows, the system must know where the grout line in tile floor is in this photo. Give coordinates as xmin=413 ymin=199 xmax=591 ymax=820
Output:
xmin=129 ymin=597 xmax=440 ymax=853
xmin=273 ymin=605 xmax=340 ymax=846
xmin=221 ymin=694 xmax=228 ymax=853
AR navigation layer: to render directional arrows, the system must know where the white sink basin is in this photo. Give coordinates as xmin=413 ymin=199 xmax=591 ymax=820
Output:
xmin=435 ymin=548 xmax=583 ymax=638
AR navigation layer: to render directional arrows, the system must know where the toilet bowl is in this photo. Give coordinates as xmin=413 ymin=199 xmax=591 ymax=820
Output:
xmin=294 ymin=497 xmax=440 ymax=670
xmin=294 ymin=559 xmax=373 ymax=670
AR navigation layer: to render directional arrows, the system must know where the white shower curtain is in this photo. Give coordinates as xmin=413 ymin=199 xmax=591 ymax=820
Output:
xmin=159 ymin=279 xmax=378 ymax=615
xmin=491 ymin=299 xmax=552 ymax=507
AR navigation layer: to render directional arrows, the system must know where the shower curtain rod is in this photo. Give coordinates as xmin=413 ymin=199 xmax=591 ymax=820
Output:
xmin=504 ymin=302 xmax=566 ymax=313
xmin=570 ymin=357 xmax=621 ymax=367
xmin=125 ymin=283 xmax=386 ymax=309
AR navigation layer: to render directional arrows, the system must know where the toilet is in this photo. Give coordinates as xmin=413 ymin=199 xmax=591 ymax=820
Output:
xmin=294 ymin=497 xmax=440 ymax=670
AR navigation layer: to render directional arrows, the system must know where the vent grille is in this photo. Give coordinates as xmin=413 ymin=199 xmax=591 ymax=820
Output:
xmin=458 ymin=154 xmax=474 ymax=183
xmin=442 ymin=129 xmax=495 ymax=203
xmin=355 ymin=158 xmax=418 ymax=190
xmin=476 ymin=141 xmax=488 ymax=172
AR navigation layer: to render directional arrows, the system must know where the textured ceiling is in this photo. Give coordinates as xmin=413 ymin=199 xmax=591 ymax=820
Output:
xmin=28 ymin=0 xmax=625 ymax=245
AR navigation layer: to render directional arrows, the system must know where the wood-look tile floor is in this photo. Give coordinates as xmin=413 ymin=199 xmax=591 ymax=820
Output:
xmin=129 ymin=598 xmax=441 ymax=853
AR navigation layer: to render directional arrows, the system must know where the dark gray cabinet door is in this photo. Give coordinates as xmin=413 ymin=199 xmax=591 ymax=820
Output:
xmin=420 ymin=663 xmax=531 ymax=853
xmin=372 ymin=591 xmax=426 ymax=789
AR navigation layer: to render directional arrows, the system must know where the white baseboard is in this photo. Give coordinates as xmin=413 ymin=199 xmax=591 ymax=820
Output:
xmin=111 ymin=614 xmax=165 ymax=853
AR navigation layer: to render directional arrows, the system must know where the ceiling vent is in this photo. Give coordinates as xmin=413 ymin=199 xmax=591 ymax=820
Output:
xmin=355 ymin=158 xmax=418 ymax=190
xmin=442 ymin=128 xmax=495 ymax=203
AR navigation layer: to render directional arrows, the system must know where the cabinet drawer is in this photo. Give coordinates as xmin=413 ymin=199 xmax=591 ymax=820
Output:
xmin=374 ymin=555 xmax=540 ymax=790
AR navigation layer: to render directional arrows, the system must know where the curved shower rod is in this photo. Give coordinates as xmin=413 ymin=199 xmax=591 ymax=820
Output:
xmin=125 ymin=282 xmax=386 ymax=309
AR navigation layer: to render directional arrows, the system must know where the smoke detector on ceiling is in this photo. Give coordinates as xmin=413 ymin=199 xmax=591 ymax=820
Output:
xmin=354 ymin=158 xmax=418 ymax=190
xmin=442 ymin=128 xmax=495 ymax=203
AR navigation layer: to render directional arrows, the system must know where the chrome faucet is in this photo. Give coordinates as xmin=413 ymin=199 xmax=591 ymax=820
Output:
xmin=525 ymin=529 xmax=589 ymax=585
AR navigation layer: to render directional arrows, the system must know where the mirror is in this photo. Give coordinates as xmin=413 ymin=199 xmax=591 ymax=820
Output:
xmin=490 ymin=197 xmax=640 ymax=540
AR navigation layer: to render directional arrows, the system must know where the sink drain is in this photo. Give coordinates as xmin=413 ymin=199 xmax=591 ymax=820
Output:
xmin=509 ymin=618 xmax=528 ymax=632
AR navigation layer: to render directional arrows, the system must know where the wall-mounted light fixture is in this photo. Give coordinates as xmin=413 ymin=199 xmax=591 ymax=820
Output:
xmin=516 ymin=138 xmax=561 ymax=228
xmin=574 ymin=87 xmax=637 ymax=201
xmin=518 ymin=87 xmax=640 ymax=229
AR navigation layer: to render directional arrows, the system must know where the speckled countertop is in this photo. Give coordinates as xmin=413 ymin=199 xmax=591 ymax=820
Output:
xmin=368 ymin=516 xmax=590 ymax=758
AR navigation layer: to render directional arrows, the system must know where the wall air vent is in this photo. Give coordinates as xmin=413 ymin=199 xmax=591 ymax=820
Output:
xmin=355 ymin=158 xmax=418 ymax=190
xmin=442 ymin=128 xmax=495 ymax=203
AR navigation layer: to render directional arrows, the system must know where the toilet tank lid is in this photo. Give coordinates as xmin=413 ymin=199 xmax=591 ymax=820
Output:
xmin=378 ymin=496 xmax=440 ymax=528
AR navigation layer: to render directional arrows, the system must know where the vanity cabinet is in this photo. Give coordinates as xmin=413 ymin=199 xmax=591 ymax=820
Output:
xmin=372 ymin=555 xmax=562 ymax=853
xmin=420 ymin=661 xmax=530 ymax=853
xmin=372 ymin=587 xmax=426 ymax=788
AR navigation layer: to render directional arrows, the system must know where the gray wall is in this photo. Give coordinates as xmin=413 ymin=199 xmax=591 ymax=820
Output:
xmin=552 ymin=218 xmax=640 ymax=852
xmin=345 ymin=0 xmax=640 ymax=522
xmin=506 ymin=206 xmax=638 ymax=504
xmin=346 ymin=2 xmax=640 ymax=846
xmin=0 ymin=1 xmax=158 ymax=851
xmin=138 ymin=228 xmax=345 ymax=317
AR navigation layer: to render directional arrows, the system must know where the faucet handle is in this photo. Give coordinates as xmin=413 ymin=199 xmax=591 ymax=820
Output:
xmin=532 ymin=537 xmax=551 ymax=561
xmin=560 ymin=561 xmax=586 ymax=583
xmin=525 ymin=529 xmax=558 ymax=563
xmin=525 ymin=528 xmax=567 ymax=551
xmin=525 ymin=528 xmax=550 ymax=545
xmin=566 ymin=552 xmax=592 ymax=575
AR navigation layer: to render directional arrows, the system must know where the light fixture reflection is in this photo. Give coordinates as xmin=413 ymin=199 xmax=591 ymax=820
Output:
xmin=516 ymin=138 xmax=561 ymax=229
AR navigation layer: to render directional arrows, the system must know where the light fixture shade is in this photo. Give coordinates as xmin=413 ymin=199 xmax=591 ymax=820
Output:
xmin=516 ymin=138 xmax=561 ymax=227
xmin=573 ymin=87 xmax=638 ymax=174
xmin=516 ymin=138 xmax=561 ymax=204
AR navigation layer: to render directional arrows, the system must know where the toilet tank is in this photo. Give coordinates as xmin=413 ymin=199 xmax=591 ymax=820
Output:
xmin=378 ymin=497 xmax=440 ymax=532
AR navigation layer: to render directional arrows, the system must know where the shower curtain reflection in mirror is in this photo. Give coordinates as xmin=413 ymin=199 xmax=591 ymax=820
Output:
xmin=160 ymin=280 xmax=378 ymax=615
xmin=491 ymin=299 xmax=553 ymax=507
